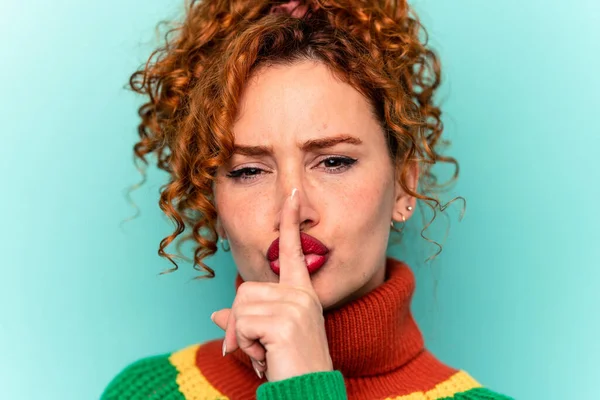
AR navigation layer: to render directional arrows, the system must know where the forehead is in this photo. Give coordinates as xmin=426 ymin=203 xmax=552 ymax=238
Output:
xmin=232 ymin=60 xmax=381 ymax=145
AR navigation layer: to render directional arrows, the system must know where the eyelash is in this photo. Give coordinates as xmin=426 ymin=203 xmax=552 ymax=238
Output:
xmin=226 ymin=156 xmax=358 ymax=182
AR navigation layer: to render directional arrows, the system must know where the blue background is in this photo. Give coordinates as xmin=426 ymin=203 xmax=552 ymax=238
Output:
xmin=1 ymin=1 xmax=598 ymax=399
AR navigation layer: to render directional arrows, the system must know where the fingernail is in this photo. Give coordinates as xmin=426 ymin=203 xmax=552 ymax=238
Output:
xmin=253 ymin=362 xmax=263 ymax=379
xmin=290 ymin=188 xmax=299 ymax=209
xmin=222 ymin=340 xmax=227 ymax=357
xmin=210 ymin=312 xmax=215 ymax=322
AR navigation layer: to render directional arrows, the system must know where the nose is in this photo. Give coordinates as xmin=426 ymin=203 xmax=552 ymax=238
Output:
xmin=274 ymin=185 xmax=320 ymax=232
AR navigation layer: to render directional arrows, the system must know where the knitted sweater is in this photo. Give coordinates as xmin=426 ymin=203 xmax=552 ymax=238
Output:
xmin=101 ymin=257 xmax=513 ymax=399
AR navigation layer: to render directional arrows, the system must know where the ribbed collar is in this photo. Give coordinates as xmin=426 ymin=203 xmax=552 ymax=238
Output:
xmin=230 ymin=257 xmax=425 ymax=377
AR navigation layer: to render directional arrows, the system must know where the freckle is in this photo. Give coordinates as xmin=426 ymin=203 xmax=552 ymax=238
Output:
xmin=322 ymin=122 xmax=328 ymax=129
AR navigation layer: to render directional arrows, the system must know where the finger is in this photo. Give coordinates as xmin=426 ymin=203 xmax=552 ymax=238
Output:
xmin=234 ymin=314 xmax=277 ymax=361
xmin=224 ymin=304 xmax=239 ymax=354
xmin=245 ymin=341 xmax=267 ymax=371
xmin=278 ymin=188 xmax=312 ymax=289
xmin=234 ymin=315 xmax=276 ymax=378
xmin=210 ymin=307 xmax=240 ymax=356
xmin=218 ymin=284 xmax=270 ymax=355
xmin=211 ymin=307 xmax=267 ymax=364
xmin=234 ymin=281 xmax=309 ymax=304
xmin=210 ymin=308 xmax=236 ymax=355
xmin=211 ymin=308 xmax=229 ymax=331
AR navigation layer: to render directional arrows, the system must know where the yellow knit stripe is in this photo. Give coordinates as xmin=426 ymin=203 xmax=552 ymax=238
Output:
xmin=168 ymin=343 xmax=229 ymax=400
xmin=385 ymin=370 xmax=483 ymax=400
xmin=167 ymin=344 xmax=479 ymax=400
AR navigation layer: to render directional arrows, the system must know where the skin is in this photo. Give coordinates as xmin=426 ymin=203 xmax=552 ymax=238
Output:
xmin=211 ymin=60 xmax=418 ymax=381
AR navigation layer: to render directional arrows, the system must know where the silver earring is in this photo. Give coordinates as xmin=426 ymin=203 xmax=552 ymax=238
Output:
xmin=407 ymin=206 xmax=413 ymax=211
xmin=391 ymin=213 xmax=406 ymax=231
xmin=220 ymin=238 xmax=230 ymax=252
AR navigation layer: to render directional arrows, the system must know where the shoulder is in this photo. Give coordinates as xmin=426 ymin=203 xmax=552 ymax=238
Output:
xmin=100 ymin=342 xmax=223 ymax=400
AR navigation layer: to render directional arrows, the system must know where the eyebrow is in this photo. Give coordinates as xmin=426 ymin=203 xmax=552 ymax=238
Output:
xmin=232 ymin=134 xmax=363 ymax=156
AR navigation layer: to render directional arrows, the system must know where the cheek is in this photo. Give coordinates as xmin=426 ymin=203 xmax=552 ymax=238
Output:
xmin=334 ymin=175 xmax=393 ymax=231
xmin=218 ymin=189 xmax=275 ymax=281
xmin=217 ymin=188 xmax=272 ymax=246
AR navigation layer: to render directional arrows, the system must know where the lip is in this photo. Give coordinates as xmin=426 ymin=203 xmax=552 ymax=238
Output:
xmin=267 ymin=232 xmax=330 ymax=275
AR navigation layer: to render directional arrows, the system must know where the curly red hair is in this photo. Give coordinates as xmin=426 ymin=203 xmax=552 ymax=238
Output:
xmin=123 ymin=0 xmax=465 ymax=278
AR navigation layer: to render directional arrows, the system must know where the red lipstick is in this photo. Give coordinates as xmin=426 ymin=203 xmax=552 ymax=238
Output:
xmin=267 ymin=232 xmax=329 ymax=275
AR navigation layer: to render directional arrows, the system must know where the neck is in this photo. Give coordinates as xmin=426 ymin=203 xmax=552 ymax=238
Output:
xmin=321 ymin=257 xmax=424 ymax=376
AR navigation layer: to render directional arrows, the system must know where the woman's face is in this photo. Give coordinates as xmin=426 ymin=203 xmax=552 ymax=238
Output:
xmin=214 ymin=60 xmax=416 ymax=310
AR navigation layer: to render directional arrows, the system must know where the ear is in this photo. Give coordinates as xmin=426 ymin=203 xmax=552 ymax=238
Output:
xmin=392 ymin=161 xmax=419 ymax=222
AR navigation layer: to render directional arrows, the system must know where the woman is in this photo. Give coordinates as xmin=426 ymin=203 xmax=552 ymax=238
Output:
xmin=102 ymin=0 xmax=512 ymax=398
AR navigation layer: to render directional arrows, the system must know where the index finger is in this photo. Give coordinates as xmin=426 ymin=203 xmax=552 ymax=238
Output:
xmin=278 ymin=188 xmax=313 ymax=289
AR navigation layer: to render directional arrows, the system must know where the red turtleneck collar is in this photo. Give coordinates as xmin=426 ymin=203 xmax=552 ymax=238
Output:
xmin=195 ymin=257 xmax=459 ymax=399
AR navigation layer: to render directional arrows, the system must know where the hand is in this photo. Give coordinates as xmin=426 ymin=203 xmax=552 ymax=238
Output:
xmin=211 ymin=188 xmax=333 ymax=382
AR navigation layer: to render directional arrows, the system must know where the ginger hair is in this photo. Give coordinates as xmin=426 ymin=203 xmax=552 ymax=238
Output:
xmin=122 ymin=0 xmax=465 ymax=279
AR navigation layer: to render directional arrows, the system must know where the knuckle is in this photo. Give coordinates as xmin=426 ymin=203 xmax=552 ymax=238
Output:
xmin=237 ymin=281 xmax=258 ymax=301
xmin=287 ymin=303 xmax=304 ymax=321
xmin=232 ymin=303 xmax=245 ymax=318
xmin=237 ymin=281 xmax=252 ymax=294
xmin=293 ymin=288 xmax=320 ymax=310
xmin=235 ymin=314 xmax=249 ymax=335
xmin=279 ymin=317 xmax=296 ymax=339
xmin=316 ymin=312 xmax=325 ymax=325
xmin=295 ymin=290 xmax=314 ymax=309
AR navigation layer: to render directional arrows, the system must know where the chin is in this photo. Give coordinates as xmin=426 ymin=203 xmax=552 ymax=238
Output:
xmin=320 ymin=292 xmax=351 ymax=312
xmin=311 ymin=272 xmax=352 ymax=311
xmin=316 ymin=266 xmax=378 ymax=311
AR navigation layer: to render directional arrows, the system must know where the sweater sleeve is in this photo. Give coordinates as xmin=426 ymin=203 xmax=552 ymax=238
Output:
xmin=256 ymin=370 xmax=348 ymax=400
xmin=441 ymin=387 xmax=516 ymax=400
xmin=100 ymin=354 xmax=185 ymax=400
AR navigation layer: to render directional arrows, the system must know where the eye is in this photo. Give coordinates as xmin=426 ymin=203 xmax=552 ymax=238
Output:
xmin=225 ymin=156 xmax=357 ymax=183
xmin=226 ymin=167 xmax=266 ymax=181
xmin=316 ymin=156 xmax=357 ymax=173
